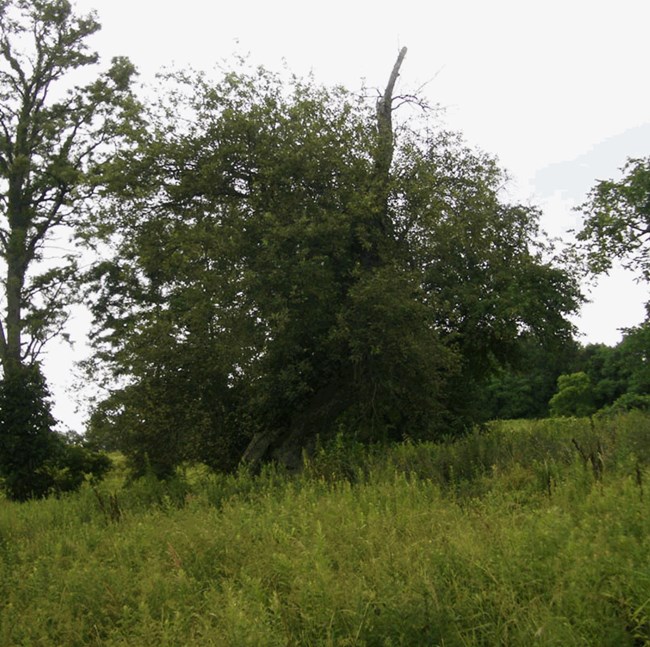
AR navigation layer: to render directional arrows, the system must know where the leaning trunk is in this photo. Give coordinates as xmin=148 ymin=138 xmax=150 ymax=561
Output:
xmin=374 ymin=46 xmax=407 ymax=215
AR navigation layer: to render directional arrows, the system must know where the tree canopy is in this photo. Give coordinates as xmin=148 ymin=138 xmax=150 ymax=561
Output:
xmin=1 ymin=5 xmax=647 ymax=496
xmin=82 ymin=54 xmax=582 ymax=476
xmin=0 ymin=0 xmax=137 ymax=374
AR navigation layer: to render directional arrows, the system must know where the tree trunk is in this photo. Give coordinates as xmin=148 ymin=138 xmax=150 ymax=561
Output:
xmin=3 ymin=200 xmax=29 ymax=376
xmin=360 ymin=47 xmax=407 ymax=269
xmin=4 ymin=237 xmax=26 ymax=375
xmin=375 ymin=47 xmax=407 ymax=195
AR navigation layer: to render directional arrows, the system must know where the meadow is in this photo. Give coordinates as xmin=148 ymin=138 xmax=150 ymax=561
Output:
xmin=0 ymin=413 xmax=649 ymax=646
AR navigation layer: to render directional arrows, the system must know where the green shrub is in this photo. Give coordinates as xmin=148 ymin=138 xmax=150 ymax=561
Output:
xmin=0 ymin=365 xmax=112 ymax=501
xmin=599 ymin=392 xmax=650 ymax=416
xmin=549 ymin=371 xmax=597 ymax=417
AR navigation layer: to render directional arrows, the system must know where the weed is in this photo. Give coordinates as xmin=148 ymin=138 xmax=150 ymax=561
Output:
xmin=0 ymin=412 xmax=648 ymax=645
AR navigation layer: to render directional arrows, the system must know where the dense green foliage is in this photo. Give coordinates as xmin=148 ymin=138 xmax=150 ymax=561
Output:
xmin=547 ymin=318 xmax=650 ymax=418
xmin=485 ymin=317 xmax=650 ymax=421
xmin=549 ymin=372 xmax=597 ymax=417
xmin=478 ymin=335 xmax=580 ymax=420
xmin=82 ymin=63 xmax=581 ymax=475
xmin=0 ymin=364 xmax=58 ymax=499
xmin=1 ymin=413 xmax=649 ymax=645
xmin=0 ymin=363 xmax=110 ymax=500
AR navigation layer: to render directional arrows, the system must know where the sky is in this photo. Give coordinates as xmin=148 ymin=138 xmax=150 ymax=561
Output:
xmin=44 ymin=0 xmax=650 ymax=430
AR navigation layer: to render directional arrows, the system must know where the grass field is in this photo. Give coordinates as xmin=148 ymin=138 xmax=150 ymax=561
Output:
xmin=1 ymin=413 xmax=649 ymax=645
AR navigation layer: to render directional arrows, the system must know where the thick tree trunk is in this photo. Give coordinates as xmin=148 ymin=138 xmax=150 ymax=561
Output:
xmin=4 ymin=240 xmax=26 ymax=375
xmin=3 ymin=226 xmax=28 ymax=377
xmin=1 ymin=98 xmax=33 ymax=377
xmin=2 ymin=152 xmax=30 ymax=376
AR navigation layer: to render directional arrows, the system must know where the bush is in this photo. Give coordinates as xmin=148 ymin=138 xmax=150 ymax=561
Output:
xmin=0 ymin=364 xmax=59 ymax=500
xmin=549 ymin=372 xmax=597 ymax=417
xmin=598 ymin=392 xmax=650 ymax=416
xmin=0 ymin=364 xmax=111 ymax=501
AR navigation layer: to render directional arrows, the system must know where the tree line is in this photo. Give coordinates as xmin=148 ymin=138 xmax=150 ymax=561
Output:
xmin=0 ymin=0 xmax=647 ymax=499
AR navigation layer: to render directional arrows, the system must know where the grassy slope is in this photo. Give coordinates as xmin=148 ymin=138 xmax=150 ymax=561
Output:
xmin=0 ymin=413 xmax=649 ymax=646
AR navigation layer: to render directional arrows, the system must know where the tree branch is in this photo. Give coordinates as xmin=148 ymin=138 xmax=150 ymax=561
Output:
xmin=378 ymin=47 xmax=408 ymax=118
xmin=368 ymin=47 xmax=408 ymax=248
xmin=0 ymin=316 xmax=7 ymax=366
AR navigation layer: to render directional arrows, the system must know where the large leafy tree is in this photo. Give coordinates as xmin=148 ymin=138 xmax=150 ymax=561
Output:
xmin=574 ymin=157 xmax=650 ymax=414
xmin=0 ymin=0 xmax=136 ymax=498
xmin=85 ymin=54 xmax=581 ymax=475
xmin=0 ymin=0 xmax=136 ymax=373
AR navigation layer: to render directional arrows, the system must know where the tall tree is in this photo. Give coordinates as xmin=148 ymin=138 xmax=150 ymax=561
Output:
xmin=84 ymin=55 xmax=581 ymax=476
xmin=0 ymin=0 xmax=136 ymax=375
xmin=0 ymin=0 xmax=136 ymax=498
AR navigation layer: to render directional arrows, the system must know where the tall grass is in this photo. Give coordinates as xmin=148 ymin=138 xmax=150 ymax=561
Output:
xmin=0 ymin=412 xmax=649 ymax=645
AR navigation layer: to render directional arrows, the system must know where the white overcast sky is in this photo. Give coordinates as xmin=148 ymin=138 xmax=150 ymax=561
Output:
xmin=47 ymin=0 xmax=650 ymax=429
